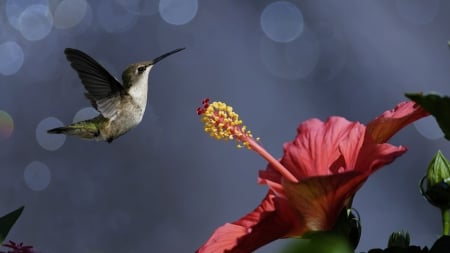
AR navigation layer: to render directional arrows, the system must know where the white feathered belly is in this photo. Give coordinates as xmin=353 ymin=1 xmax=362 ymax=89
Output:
xmin=99 ymin=74 xmax=149 ymax=141
xmin=99 ymin=102 xmax=146 ymax=141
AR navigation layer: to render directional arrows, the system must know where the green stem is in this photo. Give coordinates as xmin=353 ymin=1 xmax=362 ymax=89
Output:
xmin=442 ymin=208 xmax=450 ymax=236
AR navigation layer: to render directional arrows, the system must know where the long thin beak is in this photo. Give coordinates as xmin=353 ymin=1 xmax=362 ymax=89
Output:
xmin=152 ymin=48 xmax=185 ymax=65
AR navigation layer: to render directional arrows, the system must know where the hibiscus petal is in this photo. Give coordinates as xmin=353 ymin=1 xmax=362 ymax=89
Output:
xmin=196 ymin=191 xmax=301 ymax=253
xmin=281 ymin=117 xmax=365 ymax=179
xmin=366 ymin=101 xmax=429 ymax=143
xmin=258 ymin=166 xmax=285 ymax=196
xmin=334 ymin=124 xmax=366 ymax=171
xmin=282 ymin=171 xmax=369 ymax=232
xmin=355 ymin=135 xmax=407 ymax=174
xmin=196 ymin=223 xmax=249 ymax=253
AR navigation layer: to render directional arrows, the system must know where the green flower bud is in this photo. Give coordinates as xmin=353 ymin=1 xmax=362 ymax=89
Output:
xmin=388 ymin=231 xmax=410 ymax=248
xmin=420 ymin=151 xmax=450 ymax=210
xmin=427 ymin=150 xmax=450 ymax=187
xmin=332 ymin=208 xmax=361 ymax=250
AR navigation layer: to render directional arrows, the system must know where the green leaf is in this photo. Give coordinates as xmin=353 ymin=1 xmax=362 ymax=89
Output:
xmin=0 ymin=206 xmax=24 ymax=244
xmin=405 ymin=93 xmax=450 ymax=140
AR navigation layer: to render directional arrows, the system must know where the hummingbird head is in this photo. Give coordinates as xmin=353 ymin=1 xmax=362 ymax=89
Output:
xmin=122 ymin=48 xmax=185 ymax=88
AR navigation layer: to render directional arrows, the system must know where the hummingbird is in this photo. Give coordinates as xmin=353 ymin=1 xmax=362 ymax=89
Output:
xmin=47 ymin=47 xmax=185 ymax=143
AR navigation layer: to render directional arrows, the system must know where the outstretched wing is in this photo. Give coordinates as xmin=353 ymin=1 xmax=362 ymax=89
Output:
xmin=64 ymin=48 xmax=125 ymax=119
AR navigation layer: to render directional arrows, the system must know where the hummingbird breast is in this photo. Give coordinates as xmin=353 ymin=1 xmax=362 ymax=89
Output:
xmin=99 ymin=72 xmax=150 ymax=141
xmin=127 ymin=74 xmax=149 ymax=112
xmin=100 ymin=94 xmax=147 ymax=141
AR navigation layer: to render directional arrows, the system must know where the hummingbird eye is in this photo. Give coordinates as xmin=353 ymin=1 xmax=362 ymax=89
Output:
xmin=137 ymin=66 xmax=146 ymax=73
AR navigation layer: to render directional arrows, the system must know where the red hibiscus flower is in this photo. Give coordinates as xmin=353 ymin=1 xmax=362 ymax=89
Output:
xmin=196 ymin=100 xmax=428 ymax=253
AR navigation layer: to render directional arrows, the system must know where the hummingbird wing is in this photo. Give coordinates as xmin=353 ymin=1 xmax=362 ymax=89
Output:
xmin=64 ymin=48 xmax=125 ymax=119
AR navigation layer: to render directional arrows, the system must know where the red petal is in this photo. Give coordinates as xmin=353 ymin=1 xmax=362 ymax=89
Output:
xmin=258 ymin=166 xmax=285 ymax=197
xmin=196 ymin=191 xmax=302 ymax=253
xmin=354 ymin=134 xmax=407 ymax=174
xmin=366 ymin=101 xmax=429 ymax=143
xmin=282 ymin=171 xmax=369 ymax=231
xmin=280 ymin=117 xmax=365 ymax=179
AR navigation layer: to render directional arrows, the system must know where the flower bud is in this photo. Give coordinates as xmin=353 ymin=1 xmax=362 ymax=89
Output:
xmin=332 ymin=208 xmax=361 ymax=250
xmin=420 ymin=151 xmax=450 ymax=210
xmin=427 ymin=151 xmax=450 ymax=187
xmin=388 ymin=231 xmax=410 ymax=248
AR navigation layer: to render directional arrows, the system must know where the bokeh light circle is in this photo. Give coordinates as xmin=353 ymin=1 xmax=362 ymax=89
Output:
xmin=396 ymin=0 xmax=440 ymax=25
xmin=6 ymin=0 xmax=49 ymax=30
xmin=0 ymin=111 xmax=14 ymax=140
xmin=36 ymin=117 xmax=66 ymax=151
xmin=0 ymin=41 xmax=25 ymax=76
xmin=260 ymin=25 xmax=320 ymax=80
xmin=73 ymin=107 xmax=99 ymax=123
xmin=97 ymin=0 xmax=138 ymax=33
xmin=65 ymin=1 xmax=94 ymax=35
xmin=414 ymin=116 xmax=443 ymax=140
xmin=260 ymin=1 xmax=304 ymax=43
xmin=18 ymin=4 xmax=53 ymax=41
xmin=53 ymin=0 xmax=89 ymax=29
xmin=305 ymin=22 xmax=348 ymax=83
xmin=114 ymin=0 xmax=159 ymax=16
xmin=22 ymin=31 xmax=71 ymax=82
xmin=24 ymin=161 xmax=51 ymax=191
xmin=159 ymin=0 xmax=198 ymax=26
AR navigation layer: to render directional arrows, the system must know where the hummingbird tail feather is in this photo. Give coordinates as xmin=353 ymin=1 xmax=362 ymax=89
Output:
xmin=47 ymin=127 xmax=66 ymax=134
xmin=47 ymin=122 xmax=100 ymax=139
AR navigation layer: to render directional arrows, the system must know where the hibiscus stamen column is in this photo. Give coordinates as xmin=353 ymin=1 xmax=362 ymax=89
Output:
xmin=197 ymin=98 xmax=298 ymax=183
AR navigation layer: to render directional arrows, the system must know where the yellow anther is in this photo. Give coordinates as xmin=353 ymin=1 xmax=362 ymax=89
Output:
xmin=199 ymin=100 xmax=259 ymax=150
xmin=197 ymin=98 xmax=299 ymax=183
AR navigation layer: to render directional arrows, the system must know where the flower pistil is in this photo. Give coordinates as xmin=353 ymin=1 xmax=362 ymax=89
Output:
xmin=197 ymin=98 xmax=298 ymax=182
xmin=197 ymin=98 xmax=256 ymax=149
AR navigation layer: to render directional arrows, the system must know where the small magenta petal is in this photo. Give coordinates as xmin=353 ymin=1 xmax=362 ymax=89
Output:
xmin=1 ymin=240 xmax=34 ymax=253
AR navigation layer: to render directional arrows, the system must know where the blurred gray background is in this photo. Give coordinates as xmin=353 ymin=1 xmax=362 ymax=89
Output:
xmin=0 ymin=0 xmax=450 ymax=252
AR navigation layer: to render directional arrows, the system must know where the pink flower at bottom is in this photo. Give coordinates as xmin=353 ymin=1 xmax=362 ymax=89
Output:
xmin=0 ymin=241 xmax=34 ymax=253
xmin=196 ymin=101 xmax=428 ymax=253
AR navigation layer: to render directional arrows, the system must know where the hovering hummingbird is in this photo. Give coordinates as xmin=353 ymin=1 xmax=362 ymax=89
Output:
xmin=47 ymin=47 xmax=185 ymax=143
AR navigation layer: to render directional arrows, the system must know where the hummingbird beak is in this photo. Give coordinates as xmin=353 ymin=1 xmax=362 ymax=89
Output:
xmin=151 ymin=48 xmax=185 ymax=65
